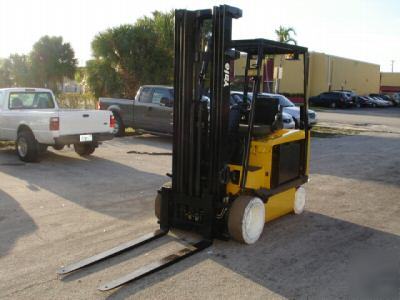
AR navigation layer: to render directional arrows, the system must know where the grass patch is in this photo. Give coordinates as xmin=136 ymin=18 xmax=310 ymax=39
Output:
xmin=311 ymin=126 xmax=360 ymax=138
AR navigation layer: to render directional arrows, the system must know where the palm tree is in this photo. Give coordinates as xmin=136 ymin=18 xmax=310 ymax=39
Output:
xmin=275 ymin=26 xmax=297 ymax=45
xmin=273 ymin=26 xmax=297 ymax=93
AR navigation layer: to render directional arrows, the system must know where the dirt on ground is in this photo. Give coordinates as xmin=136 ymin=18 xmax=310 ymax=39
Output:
xmin=0 ymin=108 xmax=399 ymax=299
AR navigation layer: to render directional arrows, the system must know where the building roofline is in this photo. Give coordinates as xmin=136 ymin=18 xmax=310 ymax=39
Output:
xmin=309 ymin=51 xmax=380 ymax=67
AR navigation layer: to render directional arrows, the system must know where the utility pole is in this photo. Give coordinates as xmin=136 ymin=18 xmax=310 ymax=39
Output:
xmin=391 ymin=60 xmax=395 ymax=72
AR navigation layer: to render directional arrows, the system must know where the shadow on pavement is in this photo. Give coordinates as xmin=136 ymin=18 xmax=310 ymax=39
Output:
xmin=0 ymin=148 xmax=168 ymax=221
xmin=0 ymin=190 xmax=38 ymax=257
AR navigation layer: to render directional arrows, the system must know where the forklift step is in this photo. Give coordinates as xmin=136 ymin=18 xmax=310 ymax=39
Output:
xmin=98 ymin=240 xmax=211 ymax=291
xmin=57 ymin=229 xmax=167 ymax=275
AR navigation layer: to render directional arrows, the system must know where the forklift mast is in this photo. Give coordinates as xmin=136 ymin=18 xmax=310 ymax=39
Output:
xmin=165 ymin=5 xmax=242 ymax=239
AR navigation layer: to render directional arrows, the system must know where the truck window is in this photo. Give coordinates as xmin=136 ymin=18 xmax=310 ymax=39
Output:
xmin=152 ymin=88 xmax=172 ymax=105
xmin=9 ymin=92 xmax=55 ymax=109
xmin=139 ymin=88 xmax=152 ymax=103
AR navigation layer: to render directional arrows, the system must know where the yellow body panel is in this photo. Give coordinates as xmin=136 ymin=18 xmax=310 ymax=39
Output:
xmin=265 ymin=188 xmax=296 ymax=222
xmin=226 ymin=129 xmax=309 ymax=223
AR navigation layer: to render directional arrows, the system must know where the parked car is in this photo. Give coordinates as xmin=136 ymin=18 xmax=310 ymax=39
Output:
xmin=230 ymin=91 xmax=316 ymax=128
xmin=309 ymin=91 xmax=354 ymax=108
xmin=357 ymin=96 xmax=375 ymax=107
xmin=392 ymin=92 xmax=400 ymax=104
xmin=369 ymin=93 xmax=398 ymax=106
xmin=99 ymin=85 xmax=174 ymax=136
xmin=0 ymin=88 xmax=114 ymax=162
xmin=371 ymin=96 xmax=392 ymax=107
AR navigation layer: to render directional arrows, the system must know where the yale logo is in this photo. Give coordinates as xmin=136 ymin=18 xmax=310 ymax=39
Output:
xmin=224 ymin=62 xmax=230 ymax=87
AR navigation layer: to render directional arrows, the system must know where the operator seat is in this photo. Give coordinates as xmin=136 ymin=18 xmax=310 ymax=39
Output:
xmin=238 ymin=96 xmax=283 ymax=137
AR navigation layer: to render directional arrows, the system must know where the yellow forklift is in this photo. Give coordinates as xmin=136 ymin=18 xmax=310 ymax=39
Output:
xmin=58 ymin=5 xmax=310 ymax=290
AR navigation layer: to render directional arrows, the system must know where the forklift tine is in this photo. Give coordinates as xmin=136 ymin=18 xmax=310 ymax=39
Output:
xmin=98 ymin=240 xmax=211 ymax=291
xmin=57 ymin=229 xmax=167 ymax=275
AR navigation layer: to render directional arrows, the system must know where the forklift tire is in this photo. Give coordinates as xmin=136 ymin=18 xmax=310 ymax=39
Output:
xmin=155 ymin=182 xmax=172 ymax=220
xmin=294 ymin=186 xmax=306 ymax=214
xmin=228 ymin=196 xmax=265 ymax=244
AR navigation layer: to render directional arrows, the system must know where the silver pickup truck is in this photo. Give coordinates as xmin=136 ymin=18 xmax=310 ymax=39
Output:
xmin=99 ymin=85 xmax=174 ymax=136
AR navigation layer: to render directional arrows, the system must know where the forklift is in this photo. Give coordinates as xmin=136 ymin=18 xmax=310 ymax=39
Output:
xmin=57 ymin=5 xmax=310 ymax=291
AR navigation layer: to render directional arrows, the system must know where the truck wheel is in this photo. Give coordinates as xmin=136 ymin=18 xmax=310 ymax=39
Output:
xmin=155 ymin=182 xmax=172 ymax=220
xmin=38 ymin=144 xmax=48 ymax=154
xmin=53 ymin=144 xmax=64 ymax=151
xmin=16 ymin=130 xmax=39 ymax=162
xmin=330 ymin=102 xmax=336 ymax=109
xmin=113 ymin=113 xmax=125 ymax=137
xmin=294 ymin=186 xmax=306 ymax=214
xmin=228 ymin=195 xmax=265 ymax=244
xmin=74 ymin=143 xmax=96 ymax=156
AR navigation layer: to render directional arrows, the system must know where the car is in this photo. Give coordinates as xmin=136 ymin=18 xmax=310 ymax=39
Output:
xmin=371 ymin=96 xmax=392 ymax=107
xmin=392 ymin=92 xmax=400 ymax=104
xmin=230 ymin=91 xmax=316 ymax=128
xmin=357 ymin=96 xmax=375 ymax=107
xmin=0 ymin=88 xmax=114 ymax=162
xmin=369 ymin=93 xmax=398 ymax=106
xmin=333 ymin=90 xmax=362 ymax=108
xmin=309 ymin=91 xmax=354 ymax=108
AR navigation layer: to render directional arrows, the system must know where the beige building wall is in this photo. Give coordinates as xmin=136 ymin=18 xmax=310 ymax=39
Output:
xmin=233 ymin=52 xmax=381 ymax=97
xmin=380 ymin=72 xmax=400 ymax=87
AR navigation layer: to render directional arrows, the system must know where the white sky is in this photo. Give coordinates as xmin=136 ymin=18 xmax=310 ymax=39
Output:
xmin=0 ymin=0 xmax=399 ymax=71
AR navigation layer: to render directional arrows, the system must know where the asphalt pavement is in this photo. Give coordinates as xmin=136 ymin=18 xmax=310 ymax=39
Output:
xmin=0 ymin=108 xmax=399 ymax=299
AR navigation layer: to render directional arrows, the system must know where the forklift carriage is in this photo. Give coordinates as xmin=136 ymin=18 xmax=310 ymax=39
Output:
xmin=58 ymin=5 xmax=310 ymax=291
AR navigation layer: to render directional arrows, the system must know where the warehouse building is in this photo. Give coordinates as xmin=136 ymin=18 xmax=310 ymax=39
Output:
xmin=234 ymin=52 xmax=381 ymax=102
xmin=380 ymin=72 xmax=400 ymax=93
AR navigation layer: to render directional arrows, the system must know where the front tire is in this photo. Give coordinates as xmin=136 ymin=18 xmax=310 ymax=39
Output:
xmin=228 ymin=196 xmax=265 ymax=244
xmin=74 ymin=143 xmax=96 ymax=156
xmin=16 ymin=130 xmax=40 ymax=162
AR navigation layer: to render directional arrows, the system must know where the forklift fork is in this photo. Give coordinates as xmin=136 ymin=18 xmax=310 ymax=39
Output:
xmin=58 ymin=228 xmax=211 ymax=291
xmin=57 ymin=229 xmax=168 ymax=275
xmin=98 ymin=240 xmax=211 ymax=291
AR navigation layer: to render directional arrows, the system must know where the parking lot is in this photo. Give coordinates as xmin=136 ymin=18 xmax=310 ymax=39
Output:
xmin=0 ymin=108 xmax=399 ymax=299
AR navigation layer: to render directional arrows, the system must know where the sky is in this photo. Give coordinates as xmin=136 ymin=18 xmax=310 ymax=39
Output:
xmin=0 ymin=0 xmax=399 ymax=71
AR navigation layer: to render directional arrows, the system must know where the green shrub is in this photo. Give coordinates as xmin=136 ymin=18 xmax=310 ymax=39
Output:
xmin=57 ymin=93 xmax=97 ymax=109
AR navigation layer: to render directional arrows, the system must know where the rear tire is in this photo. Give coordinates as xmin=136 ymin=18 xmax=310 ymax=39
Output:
xmin=74 ymin=143 xmax=96 ymax=156
xmin=228 ymin=196 xmax=265 ymax=244
xmin=38 ymin=144 xmax=48 ymax=154
xmin=53 ymin=144 xmax=64 ymax=151
xmin=330 ymin=102 xmax=337 ymax=109
xmin=113 ymin=113 xmax=125 ymax=137
xmin=16 ymin=130 xmax=39 ymax=162
xmin=294 ymin=186 xmax=306 ymax=214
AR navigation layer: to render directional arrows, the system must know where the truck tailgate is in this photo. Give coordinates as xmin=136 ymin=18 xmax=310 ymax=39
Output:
xmin=58 ymin=109 xmax=112 ymax=135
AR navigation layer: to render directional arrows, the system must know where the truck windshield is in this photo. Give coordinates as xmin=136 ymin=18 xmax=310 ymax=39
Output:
xmin=9 ymin=92 xmax=55 ymax=109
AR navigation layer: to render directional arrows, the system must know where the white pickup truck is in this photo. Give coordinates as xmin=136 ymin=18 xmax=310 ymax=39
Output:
xmin=0 ymin=88 xmax=115 ymax=162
